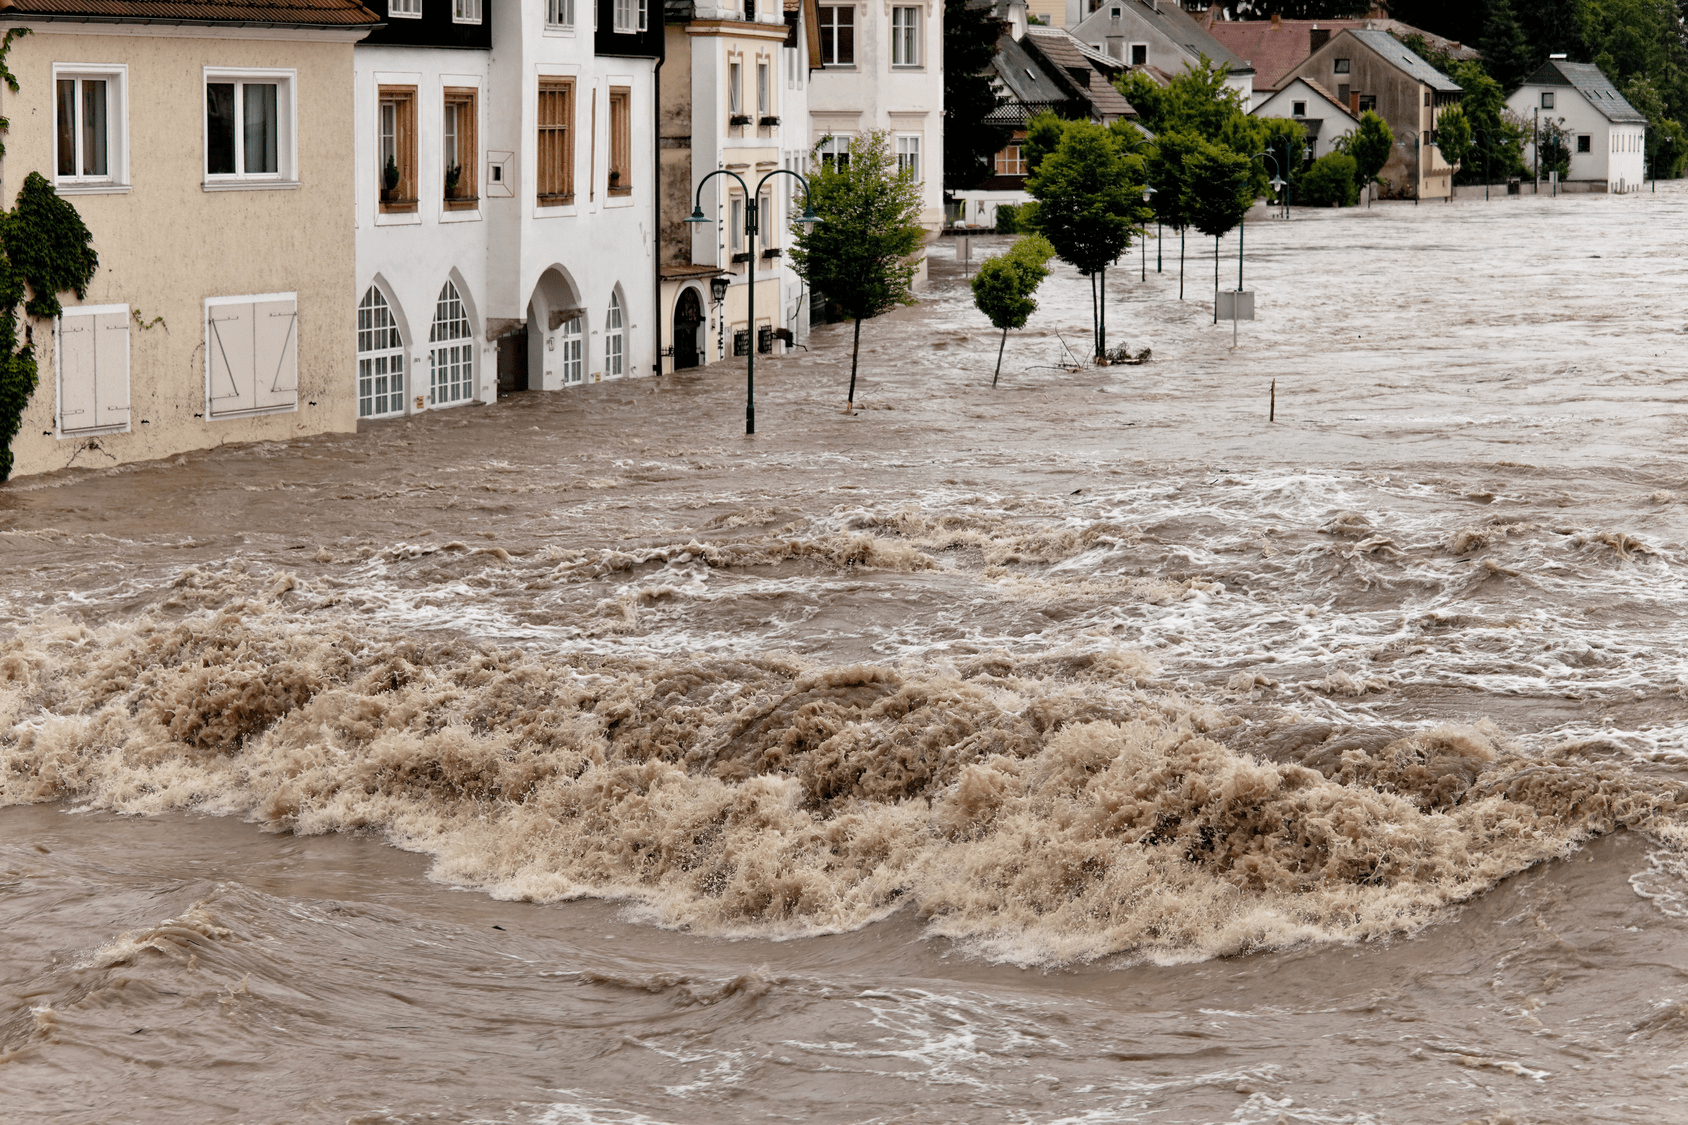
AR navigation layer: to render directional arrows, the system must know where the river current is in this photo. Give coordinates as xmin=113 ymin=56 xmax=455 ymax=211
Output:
xmin=5 ymin=190 xmax=1688 ymax=1123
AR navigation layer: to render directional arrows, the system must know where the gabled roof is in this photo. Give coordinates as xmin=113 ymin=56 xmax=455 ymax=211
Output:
xmin=1344 ymin=28 xmax=1460 ymax=92
xmin=1022 ymin=25 xmax=1136 ymax=120
xmin=1080 ymin=0 xmax=1250 ymax=76
xmin=1259 ymin=75 xmax=1358 ymax=122
xmin=993 ymin=33 xmax=1072 ymax=108
xmin=0 ymin=0 xmax=379 ymax=25
xmin=1522 ymin=58 xmax=1647 ymax=124
xmin=1205 ymin=18 xmax=1477 ymax=92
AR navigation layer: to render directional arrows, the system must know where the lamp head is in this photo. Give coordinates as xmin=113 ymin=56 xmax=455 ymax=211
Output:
xmin=709 ymin=275 xmax=730 ymax=303
xmin=1270 ymin=176 xmax=1286 ymax=192
xmin=1142 ymin=185 xmax=1157 ymax=202
xmin=798 ymin=204 xmax=821 ymax=225
xmin=685 ymin=204 xmax=708 ymax=224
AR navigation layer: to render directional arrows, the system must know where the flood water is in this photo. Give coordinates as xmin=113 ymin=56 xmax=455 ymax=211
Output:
xmin=5 ymin=189 xmax=1688 ymax=1124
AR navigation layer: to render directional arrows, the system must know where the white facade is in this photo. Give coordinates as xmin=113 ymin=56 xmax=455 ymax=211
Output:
xmin=1251 ymin=78 xmax=1357 ymax=161
xmin=354 ymin=0 xmax=660 ymax=425
xmin=1509 ymin=80 xmax=1647 ymax=193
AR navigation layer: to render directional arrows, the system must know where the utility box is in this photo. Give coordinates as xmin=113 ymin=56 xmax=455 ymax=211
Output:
xmin=758 ymin=325 xmax=774 ymax=354
xmin=733 ymin=329 xmax=751 ymax=356
xmin=1215 ymin=290 xmax=1255 ymax=320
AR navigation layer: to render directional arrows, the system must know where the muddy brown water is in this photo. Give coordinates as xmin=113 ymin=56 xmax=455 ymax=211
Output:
xmin=5 ymin=191 xmax=1688 ymax=1123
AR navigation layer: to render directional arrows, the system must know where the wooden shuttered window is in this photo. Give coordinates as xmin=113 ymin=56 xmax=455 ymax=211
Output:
xmin=608 ymin=87 xmax=632 ymax=195
xmin=57 ymin=306 xmax=130 ymax=434
xmin=207 ymin=295 xmax=298 ymax=418
xmin=443 ymin=87 xmax=478 ymax=210
xmin=378 ymin=85 xmax=418 ymax=213
xmin=537 ymin=78 xmax=575 ymax=204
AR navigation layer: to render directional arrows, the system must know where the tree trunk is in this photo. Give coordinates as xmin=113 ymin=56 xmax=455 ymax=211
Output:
xmin=1088 ymin=272 xmax=1099 ymax=360
xmin=993 ymin=325 xmax=1007 ymax=386
xmin=1099 ymin=265 xmax=1107 ymax=359
xmin=1213 ymin=236 xmax=1220 ymax=325
xmin=1179 ymin=229 xmax=1185 ymax=300
xmin=847 ymin=317 xmax=862 ymax=411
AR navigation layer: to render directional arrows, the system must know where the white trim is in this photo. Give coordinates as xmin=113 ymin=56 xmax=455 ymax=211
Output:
xmin=202 ymin=66 xmax=298 ymax=185
xmin=55 ymin=303 xmax=130 ymax=438
xmin=202 ymin=179 xmax=300 ymax=192
xmin=10 ymin=22 xmax=373 ymax=41
xmin=50 ymin=63 xmax=129 ymax=192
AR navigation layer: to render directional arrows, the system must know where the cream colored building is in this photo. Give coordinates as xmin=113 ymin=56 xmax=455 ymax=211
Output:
xmin=2 ymin=0 xmax=376 ymax=480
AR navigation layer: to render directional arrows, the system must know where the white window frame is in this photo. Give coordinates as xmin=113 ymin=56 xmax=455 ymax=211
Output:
xmin=204 ymin=292 xmax=299 ymax=420
xmin=56 ymin=303 xmax=130 ymax=436
xmin=202 ymin=68 xmax=297 ymax=189
xmin=560 ymin=316 xmax=584 ymax=385
xmin=605 ymin=294 xmax=625 ymax=378
xmin=428 ymin=280 xmax=475 ymax=407
xmin=816 ymin=134 xmax=851 ymax=171
xmin=545 ymin=0 xmax=575 ymax=28
xmin=896 ymin=134 xmax=921 ymax=180
xmin=357 ymin=286 xmax=406 ymax=419
xmin=452 ymin=0 xmax=481 ymax=22
xmin=613 ymin=0 xmax=636 ymax=32
xmin=890 ymin=6 xmax=920 ymax=68
xmin=729 ymin=60 xmax=743 ymax=115
xmin=818 ymin=5 xmax=854 ymax=66
xmin=758 ymin=58 xmax=770 ymax=115
xmin=51 ymin=65 xmax=128 ymax=194
xmin=389 ymin=0 xmax=422 ymax=16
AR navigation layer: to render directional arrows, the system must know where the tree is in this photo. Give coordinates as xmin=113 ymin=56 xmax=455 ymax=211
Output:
xmin=1146 ymin=130 xmax=1203 ymax=300
xmin=943 ymin=0 xmax=1008 ymax=192
xmin=1535 ymin=115 xmax=1573 ymax=180
xmin=1182 ymin=141 xmax=1253 ymax=320
xmin=789 ymin=131 xmax=926 ymax=413
xmin=1448 ymin=60 xmax=1528 ymax=185
xmin=1434 ymin=104 xmax=1474 ymax=172
xmin=1020 ymin=111 xmax=1066 ymax=176
xmin=1298 ymin=152 xmax=1360 ymax=206
xmin=1025 ymin=118 xmax=1144 ymax=361
xmin=1623 ymin=74 xmax=1688 ymax=178
xmin=1336 ymin=110 xmax=1394 ymax=195
xmin=970 ymin=234 xmax=1056 ymax=385
xmin=1118 ymin=57 xmax=1246 ymax=143
xmin=1481 ymin=0 xmax=1536 ymax=91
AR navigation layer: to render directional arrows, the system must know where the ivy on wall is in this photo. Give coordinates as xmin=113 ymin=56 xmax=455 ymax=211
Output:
xmin=0 ymin=28 xmax=101 ymax=481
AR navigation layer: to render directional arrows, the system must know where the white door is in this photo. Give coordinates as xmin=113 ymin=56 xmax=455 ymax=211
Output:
xmin=57 ymin=305 xmax=130 ymax=434
xmin=561 ymin=316 xmax=583 ymax=385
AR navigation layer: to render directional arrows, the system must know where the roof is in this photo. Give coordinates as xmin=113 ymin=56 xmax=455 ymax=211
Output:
xmin=1258 ymin=75 xmax=1357 ymax=121
xmin=1205 ymin=18 xmax=1477 ymax=92
xmin=1023 ymin=25 xmax=1135 ymax=120
xmin=0 ymin=0 xmax=379 ymax=24
xmin=1076 ymin=0 xmax=1250 ymax=75
xmin=994 ymin=33 xmax=1072 ymax=107
xmin=1345 ymin=28 xmax=1461 ymax=92
xmin=1522 ymin=58 xmax=1648 ymax=124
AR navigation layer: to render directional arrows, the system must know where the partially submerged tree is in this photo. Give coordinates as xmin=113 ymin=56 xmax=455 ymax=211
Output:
xmin=1145 ymin=130 xmax=1202 ymax=300
xmin=971 ymin=234 xmax=1055 ymax=385
xmin=789 ymin=130 xmax=926 ymax=414
xmin=1298 ymin=152 xmax=1360 ymax=206
xmin=1433 ymin=104 xmax=1474 ymax=173
xmin=1335 ymin=110 xmax=1393 ymax=197
xmin=1182 ymin=142 xmax=1253 ymax=321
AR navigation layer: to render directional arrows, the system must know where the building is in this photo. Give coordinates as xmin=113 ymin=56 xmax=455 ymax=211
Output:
xmin=1065 ymin=0 xmax=1252 ymax=104
xmin=657 ymin=0 xmax=813 ymax=373
xmin=5 ymin=0 xmax=379 ymax=479
xmin=1250 ymin=76 xmax=1358 ymax=161
xmin=1281 ymin=28 xmax=1460 ymax=200
xmin=353 ymin=0 xmax=662 ymax=419
xmin=1508 ymin=57 xmax=1647 ymax=194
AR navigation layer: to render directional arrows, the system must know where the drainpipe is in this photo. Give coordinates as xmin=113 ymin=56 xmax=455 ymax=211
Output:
xmin=653 ymin=49 xmax=664 ymax=375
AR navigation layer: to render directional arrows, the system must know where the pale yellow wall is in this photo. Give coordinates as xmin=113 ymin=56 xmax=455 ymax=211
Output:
xmin=5 ymin=26 xmax=359 ymax=479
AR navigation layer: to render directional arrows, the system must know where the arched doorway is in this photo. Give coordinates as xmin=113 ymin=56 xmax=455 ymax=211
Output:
xmin=673 ymin=288 xmax=703 ymax=370
xmin=357 ymin=286 xmax=405 ymax=418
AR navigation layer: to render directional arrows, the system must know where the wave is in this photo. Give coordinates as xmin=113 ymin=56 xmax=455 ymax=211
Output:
xmin=4 ymin=569 xmax=1684 ymax=966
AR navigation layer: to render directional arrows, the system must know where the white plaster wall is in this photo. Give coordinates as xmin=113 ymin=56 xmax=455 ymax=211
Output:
xmin=1509 ymin=85 xmax=1648 ymax=190
xmin=1251 ymin=81 xmax=1355 ymax=160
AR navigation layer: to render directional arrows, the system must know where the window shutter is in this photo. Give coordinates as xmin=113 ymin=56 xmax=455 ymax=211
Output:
xmin=57 ymin=313 xmax=97 ymax=432
xmin=94 ymin=310 xmax=130 ymax=428
xmin=253 ymin=298 xmax=298 ymax=411
xmin=208 ymin=301 xmax=257 ymax=416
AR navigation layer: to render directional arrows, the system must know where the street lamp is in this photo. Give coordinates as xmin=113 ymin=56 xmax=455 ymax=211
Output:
xmin=1141 ymin=185 xmax=1156 ymax=282
xmin=709 ymin=274 xmax=730 ymax=362
xmin=686 ymin=168 xmax=821 ymax=435
xmin=1397 ymin=130 xmax=1420 ymax=206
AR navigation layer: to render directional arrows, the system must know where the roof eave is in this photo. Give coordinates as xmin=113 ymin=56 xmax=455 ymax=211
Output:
xmin=0 ymin=10 xmax=381 ymax=27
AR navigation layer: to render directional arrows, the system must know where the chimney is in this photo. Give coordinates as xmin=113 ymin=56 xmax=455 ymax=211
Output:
xmin=1270 ymin=11 xmax=1279 ymax=26
xmin=1350 ymin=92 xmax=1360 ymax=114
xmin=1310 ymin=27 xmax=1330 ymax=53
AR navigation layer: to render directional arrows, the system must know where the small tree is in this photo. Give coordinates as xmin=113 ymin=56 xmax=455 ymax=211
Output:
xmin=1298 ymin=152 xmax=1359 ymax=206
xmin=1339 ymin=111 xmax=1394 ymax=196
xmin=971 ymin=234 xmax=1055 ymax=385
xmin=1146 ymin=130 xmax=1203 ymax=300
xmin=1183 ymin=140 xmax=1252 ymax=320
xmin=1025 ymin=118 xmax=1143 ymax=360
xmin=1434 ymin=105 xmax=1473 ymax=174
xmin=789 ymin=130 xmax=926 ymax=413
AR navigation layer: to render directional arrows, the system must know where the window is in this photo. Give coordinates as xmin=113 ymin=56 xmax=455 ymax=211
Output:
xmin=759 ymin=192 xmax=772 ymax=250
xmin=994 ymin=143 xmax=1024 ymax=176
xmin=1358 ymin=94 xmax=1376 ymax=112
xmin=206 ymin=293 xmax=297 ymax=418
xmin=1577 ymin=134 xmax=1592 ymax=153
xmin=1109 ymin=5 xmax=1119 ymax=19
xmin=428 ymin=280 xmax=473 ymax=406
xmin=819 ymin=5 xmax=854 ymax=66
xmin=743 ymin=0 xmax=755 ymax=18
xmin=389 ymin=0 xmax=420 ymax=15
xmin=730 ymin=61 xmax=743 ymax=116
xmin=608 ymin=87 xmax=631 ymax=194
xmin=56 ymin=305 xmax=129 ymax=435
xmin=560 ymin=316 xmax=583 ymax=385
xmin=1130 ymin=42 xmax=1147 ymax=66
xmin=891 ymin=7 xmax=920 ymax=67
xmin=55 ymin=71 xmax=124 ymax=188
xmin=1291 ymin=100 xmax=1306 ymax=116
xmin=357 ymin=287 xmax=405 ymax=419
xmin=817 ymin=134 xmax=850 ymax=171
xmin=377 ymin=85 xmax=417 ymax=212
xmin=546 ymin=0 xmax=574 ymax=27
xmin=443 ymin=88 xmax=478 ymax=208
xmin=453 ymin=0 xmax=480 ymax=21
xmin=1333 ymin=58 xmax=1350 ymax=74
xmin=1541 ymin=92 xmax=1554 ymax=109
xmin=758 ymin=60 xmax=770 ymax=115
xmin=896 ymin=134 xmax=920 ymax=180
xmin=206 ymin=73 xmax=290 ymax=182
xmin=537 ymin=78 xmax=575 ymax=203
xmin=605 ymin=294 xmax=624 ymax=377
xmin=729 ymin=194 xmax=745 ymax=255
xmin=613 ymin=0 xmax=635 ymax=32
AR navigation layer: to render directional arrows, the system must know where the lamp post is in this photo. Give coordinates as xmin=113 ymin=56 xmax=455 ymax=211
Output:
xmin=1141 ymin=185 xmax=1156 ymax=282
xmin=686 ymin=168 xmax=820 ymax=435
xmin=709 ymin=274 xmax=729 ymax=361
xmin=1396 ymin=130 xmax=1419 ymax=206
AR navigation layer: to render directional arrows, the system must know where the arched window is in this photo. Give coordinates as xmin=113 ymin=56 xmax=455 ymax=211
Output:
xmin=429 ymin=280 xmax=473 ymax=405
xmin=605 ymin=293 xmax=624 ymax=378
xmin=560 ymin=315 xmax=583 ymax=385
xmin=357 ymin=286 xmax=405 ymax=418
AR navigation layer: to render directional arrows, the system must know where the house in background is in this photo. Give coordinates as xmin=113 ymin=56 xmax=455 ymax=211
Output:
xmin=1282 ymin=28 xmax=1460 ymax=200
xmin=1250 ymin=76 xmax=1358 ymax=162
xmin=5 ymin=0 xmax=379 ymax=479
xmin=1508 ymin=57 xmax=1647 ymax=193
xmin=1066 ymin=0 xmax=1252 ymax=104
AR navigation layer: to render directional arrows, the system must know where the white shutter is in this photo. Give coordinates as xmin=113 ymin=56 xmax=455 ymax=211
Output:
xmin=56 ymin=313 xmax=98 ymax=432
xmin=253 ymin=298 xmax=298 ymax=411
xmin=93 ymin=310 xmax=130 ymax=429
xmin=207 ymin=301 xmax=257 ymax=417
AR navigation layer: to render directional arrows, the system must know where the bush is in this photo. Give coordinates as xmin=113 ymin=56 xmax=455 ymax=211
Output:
xmin=1298 ymin=153 xmax=1359 ymax=207
xmin=994 ymin=201 xmax=1038 ymax=233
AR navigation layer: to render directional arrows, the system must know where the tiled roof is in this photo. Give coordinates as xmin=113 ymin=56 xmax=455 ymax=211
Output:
xmin=1117 ymin=0 xmax=1250 ymax=74
xmin=1205 ymin=18 xmax=1477 ymax=92
xmin=1524 ymin=59 xmax=1648 ymax=124
xmin=1347 ymin=28 xmax=1460 ymax=92
xmin=1023 ymin=26 xmax=1135 ymax=119
xmin=0 ymin=0 xmax=379 ymax=25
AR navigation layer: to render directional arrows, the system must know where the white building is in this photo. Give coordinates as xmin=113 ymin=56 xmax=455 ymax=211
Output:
xmin=1251 ymin=76 xmax=1358 ymax=161
xmin=354 ymin=0 xmax=661 ymax=424
xmin=1509 ymin=56 xmax=1648 ymax=194
xmin=1066 ymin=0 xmax=1252 ymax=104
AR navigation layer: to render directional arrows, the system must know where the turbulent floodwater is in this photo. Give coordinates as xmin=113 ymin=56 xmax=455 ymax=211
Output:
xmin=5 ymin=190 xmax=1688 ymax=1124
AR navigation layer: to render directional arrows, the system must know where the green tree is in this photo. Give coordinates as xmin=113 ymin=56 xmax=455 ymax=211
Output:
xmin=943 ymin=0 xmax=1008 ymax=192
xmin=1020 ymin=110 xmax=1067 ymax=176
xmin=1433 ymin=104 xmax=1474 ymax=171
xmin=1146 ymin=130 xmax=1202 ymax=300
xmin=1623 ymin=74 xmax=1688 ymax=178
xmin=1481 ymin=0 xmax=1536 ymax=90
xmin=1025 ymin=118 xmax=1144 ymax=360
xmin=1448 ymin=60 xmax=1528 ymax=184
xmin=971 ymin=234 xmax=1056 ymax=385
xmin=1298 ymin=152 xmax=1360 ymax=206
xmin=1117 ymin=57 xmax=1245 ymax=142
xmin=1336 ymin=110 xmax=1394 ymax=195
xmin=1535 ymin=115 xmax=1573 ymax=179
xmin=1182 ymin=141 xmax=1253 ymax=320
xmin=789 ymin=131 xmax=926 ymax=413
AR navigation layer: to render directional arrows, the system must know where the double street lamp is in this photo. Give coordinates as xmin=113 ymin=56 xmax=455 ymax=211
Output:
xmin=686 ymin=167 xmax=820 ymax=435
